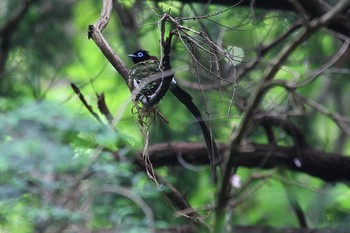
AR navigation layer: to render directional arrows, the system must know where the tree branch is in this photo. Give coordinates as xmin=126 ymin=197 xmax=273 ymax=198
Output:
xmin=88 ymin=0 xmax=129 ymax=86
xmin=141 ymin=142 xmax=350 ymax=183
xmin=171 ymin=0 xmax=350 ymax=37
xmin=216 ymin=1 xmax=350 ymax=226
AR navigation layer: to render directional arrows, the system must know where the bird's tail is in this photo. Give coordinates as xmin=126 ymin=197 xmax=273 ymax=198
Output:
xmin=170 ymin=84 xmax=223 ymax=184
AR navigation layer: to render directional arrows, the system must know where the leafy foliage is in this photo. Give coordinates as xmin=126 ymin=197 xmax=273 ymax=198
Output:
xmin=1 ymin=0 xmax=350 ymax=232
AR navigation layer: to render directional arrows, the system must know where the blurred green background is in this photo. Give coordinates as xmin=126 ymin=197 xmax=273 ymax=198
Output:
xmin=0 ymin=0 xmax=349 ymax=232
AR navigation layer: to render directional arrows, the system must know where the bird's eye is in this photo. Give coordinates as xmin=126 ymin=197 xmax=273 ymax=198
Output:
xmin=137 ymin=52 xmax=144 ymax=57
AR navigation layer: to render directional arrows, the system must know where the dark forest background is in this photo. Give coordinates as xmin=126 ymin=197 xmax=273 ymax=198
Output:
xmin=1 ymin=0 xmax=350 ymax=232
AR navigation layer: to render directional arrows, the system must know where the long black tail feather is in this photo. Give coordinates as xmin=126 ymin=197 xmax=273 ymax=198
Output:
xmin=170 ymin=83 xmax=222 ymax=184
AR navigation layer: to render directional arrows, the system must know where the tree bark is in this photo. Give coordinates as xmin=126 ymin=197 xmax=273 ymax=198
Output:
xmin=139 ymin=142 xmax=350 ymax=183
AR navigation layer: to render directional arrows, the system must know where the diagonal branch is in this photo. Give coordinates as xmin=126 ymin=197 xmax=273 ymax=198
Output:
xmin=88 ymin=0 xmax=129 ymax=85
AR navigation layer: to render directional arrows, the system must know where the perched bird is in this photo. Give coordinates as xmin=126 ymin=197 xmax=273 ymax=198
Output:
xmin=128 ymin=52 xmax=165 ymax=105
xmin=128 ymin=50 xmax=222 ymax=183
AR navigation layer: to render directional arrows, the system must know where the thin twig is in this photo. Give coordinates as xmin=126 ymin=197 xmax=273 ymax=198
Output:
xmin=71 ymin=83 xmax=103 ymax=124
xmin=292 ymin=39 xmax=350 ymax=88
xmin=296 ymin=93 xmax=350 ymax=135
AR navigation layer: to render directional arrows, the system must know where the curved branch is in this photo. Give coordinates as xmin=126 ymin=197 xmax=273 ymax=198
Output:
xmin=88 ymin=0 xmax=129 ymax=86
xmin=256 ymin=115 xmax=308 ymax=148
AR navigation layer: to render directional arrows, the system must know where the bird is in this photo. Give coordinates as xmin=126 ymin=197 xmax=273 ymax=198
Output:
xmin=128 ymin=50 xmax=222 ymax=183
xmin=128 ymin=51 xmax=165 ymax=105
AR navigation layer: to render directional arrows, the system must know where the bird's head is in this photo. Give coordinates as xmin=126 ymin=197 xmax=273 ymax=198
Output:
xmin=128 ymin=50 xmax=158 ymax=64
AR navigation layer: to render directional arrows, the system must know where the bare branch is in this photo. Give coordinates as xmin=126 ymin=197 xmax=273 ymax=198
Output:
xmin=71 ymin=83 xmax=103 ymax=124
xmin=297 ymin=93 xmax=350 ymax=136
xmin=292 ymin=39 xmax=350 ymax=88
xmin=88 ymin=0 xmax=129 ymax=85
xmin=168 ymin=0 xmax=350 ymax=37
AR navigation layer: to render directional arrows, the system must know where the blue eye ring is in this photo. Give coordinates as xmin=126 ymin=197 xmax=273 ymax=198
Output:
xmin=137 ymin=52 xmax=144 ymax=57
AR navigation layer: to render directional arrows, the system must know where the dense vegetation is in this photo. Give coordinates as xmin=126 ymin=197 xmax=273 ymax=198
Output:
xmin=1 ymin=1 xmax=350 ymax=232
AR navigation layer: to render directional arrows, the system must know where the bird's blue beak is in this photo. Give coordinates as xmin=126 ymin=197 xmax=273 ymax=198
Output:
xmin=128 ymin=54 xmax=137 ymax=57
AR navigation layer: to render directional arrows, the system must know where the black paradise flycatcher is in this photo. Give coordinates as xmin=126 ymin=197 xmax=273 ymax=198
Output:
xmin=128 ymin=50 xmax=222 ymax=184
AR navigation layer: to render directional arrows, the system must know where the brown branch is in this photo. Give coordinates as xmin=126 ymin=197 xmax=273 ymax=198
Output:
xmin=89 ymin=3 xmax=177 ymax=103
xmin=97 ymin=93 xmax=113 ymax=124
xmin=88 ymin=0 xmax=129 ymax=86
xmin=141 ymin=142 xmax=350 ymax=183
xmin=89 ymin=3 xmax=206 ymax=226
xmin=296 ymin=93 xmax=350 ymax=136
xmin=71 ymin=83 xmax=103 ymax=124
xmin=133 ymin=154 xmax=210 ymax=230
xmin=256 ymin=115 xmax=308 ymax=148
